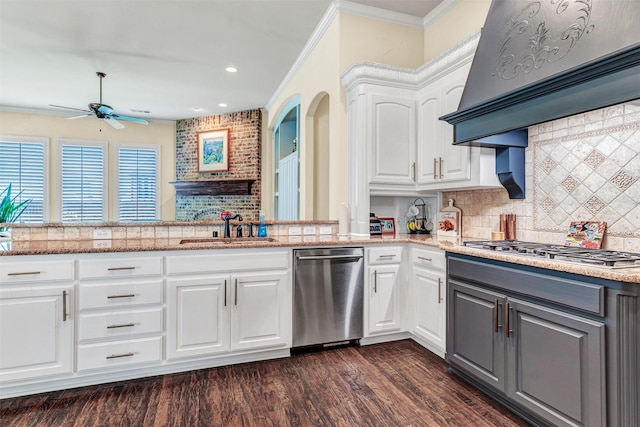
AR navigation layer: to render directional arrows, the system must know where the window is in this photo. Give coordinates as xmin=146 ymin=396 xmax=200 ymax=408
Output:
xmin=0 ymin=136 xmax=48 ymax=222
xmin=59 ymin=140 xmax=107 ymax=222
xmin=117 ymin=145 xmax=160 ymax=221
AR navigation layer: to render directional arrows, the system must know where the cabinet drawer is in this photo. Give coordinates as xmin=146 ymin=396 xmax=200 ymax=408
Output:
xmin=166 ymin=250 xmax=289 ymax=275
xmin=77 ymin=336 xmax=162 ymax=372
xmin=78 ymin=280 xmax=163 ymax=310
xmin=411 ymin=246 xmax=445 ymax=271
xmin=78 ymin=307 xmax=163 ymax=341
xmin=78 ymin=256 xmax=163 ymax=280
xmin=0 ymin=259 xmax=74 ymax=283
xmin=368 ymin=246 xmax=403 ymax=265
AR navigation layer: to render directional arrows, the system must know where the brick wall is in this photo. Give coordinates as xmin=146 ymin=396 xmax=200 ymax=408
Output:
xmin=175 ymin=110 xmax=262 ymax=221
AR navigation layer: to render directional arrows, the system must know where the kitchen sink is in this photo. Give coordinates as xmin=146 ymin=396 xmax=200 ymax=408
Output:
xmin=179 ymin=237 xmax=277 ymax=245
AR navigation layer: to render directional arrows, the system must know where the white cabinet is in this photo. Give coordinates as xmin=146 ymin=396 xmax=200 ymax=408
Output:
xmin=342 ymin=32 xmax=499 ymax=235
xmin=410 ymin=246 xmax=446 ymax=357
xmin=165 ymin=249 xmax=291 ymax=360
xmin=76 ymin=255 xmax=164 ymax=372
xmin=369 ymin=90 xmax=416 ymax=187
xmin=0 ymin=257 xmax=74 ymax=383
xmin=366 ymin=246 xmax=404 ymax=335
xmin=166 ymin=275 xmax=229 ymax=359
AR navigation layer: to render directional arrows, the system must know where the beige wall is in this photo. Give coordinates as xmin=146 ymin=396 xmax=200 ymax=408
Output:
xmin=0 ymin=110 xmax=176 ymax=221
xmin=267 ymin=11 xmax=424 ymax=220
xmin=423 ymin=0 xmax=491 ymax=62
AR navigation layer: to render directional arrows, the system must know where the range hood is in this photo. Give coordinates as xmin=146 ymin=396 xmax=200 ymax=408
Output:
xmin=441 ymin=0 xmax=640 ymax=199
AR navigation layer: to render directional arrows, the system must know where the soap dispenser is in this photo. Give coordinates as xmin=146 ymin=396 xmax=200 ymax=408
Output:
xmin=257 ymin=210 xmax=268 ymax=237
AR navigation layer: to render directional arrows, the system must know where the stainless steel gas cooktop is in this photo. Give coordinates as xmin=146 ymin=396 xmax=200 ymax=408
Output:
xmin=463 ymin=240 xmax=640 ymax=269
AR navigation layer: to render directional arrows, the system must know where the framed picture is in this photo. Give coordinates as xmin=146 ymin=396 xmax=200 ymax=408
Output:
xmin=379 ymin=217 xmax=396 ymax=235
xmin=197 ymin=129 xmax=229 ymax=172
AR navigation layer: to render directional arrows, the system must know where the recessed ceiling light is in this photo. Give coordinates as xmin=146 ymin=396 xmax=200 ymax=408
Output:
xmin=225 ymin=67 xmax=238 ymax=73
xmin=218 ymin=103 xmax=228 ymax=107
xmin=192 ymin=107 xmax=204 ymax=112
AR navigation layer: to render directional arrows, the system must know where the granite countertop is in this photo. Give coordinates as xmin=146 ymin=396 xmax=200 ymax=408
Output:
xmin=0 ymin=234 xmax=440 ymax=256
xmin=2 ymin=234 xmax=637 ymax=284
xmin=442 ymin=242 xmax=640 ymax=285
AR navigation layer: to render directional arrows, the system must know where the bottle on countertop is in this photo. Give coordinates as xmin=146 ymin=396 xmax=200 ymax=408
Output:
xmin=257 ymin=210 xmax=268 ymax=238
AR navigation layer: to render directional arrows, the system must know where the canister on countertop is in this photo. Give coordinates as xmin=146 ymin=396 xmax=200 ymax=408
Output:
xmin=369 ymin=213 xmax=382 ymax=236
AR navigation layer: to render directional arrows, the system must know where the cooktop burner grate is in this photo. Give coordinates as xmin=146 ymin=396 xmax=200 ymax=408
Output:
xmin=463 ymin=240 xmax=640 ymax=268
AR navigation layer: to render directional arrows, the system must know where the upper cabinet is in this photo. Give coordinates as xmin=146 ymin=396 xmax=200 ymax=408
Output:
xmin=342 ymin=33 xmax=499 ymax=235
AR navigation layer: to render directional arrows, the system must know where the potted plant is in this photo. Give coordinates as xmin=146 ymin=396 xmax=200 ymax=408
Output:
xmin=0 ymin=184 xmax=31 ymax=236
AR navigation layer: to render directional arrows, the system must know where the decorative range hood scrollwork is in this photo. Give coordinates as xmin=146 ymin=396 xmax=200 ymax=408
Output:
xmin=441 ymin=0 xmax=640 ymax=199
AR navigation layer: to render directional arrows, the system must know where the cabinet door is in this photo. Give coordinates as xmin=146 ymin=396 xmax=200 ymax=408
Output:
xmin=369 ymin=93 xmax=415 ymax=185
xmin=412 ymin=266 xmax=446 ymax=353
xmin=416 ymin=88 xmax=440 ymax=185
xmin=438 ymin=64 xmax=471 ymax=182
xmin=0 ymin=285 xmax=73 ymax=382
xmin=447 ymin=280 xmax=506 ymax=393
xmin=368 ymin=264 xmax=401 ymax=334
xmin=230 ymin=272 xmax=290 ymax=351
xmin=506 ymin=298 xmax=605 ymax=427
xmin=166 ymin=275 xmax=230 ymax=359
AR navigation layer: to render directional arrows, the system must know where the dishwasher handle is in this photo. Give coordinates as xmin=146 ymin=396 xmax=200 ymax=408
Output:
xmin=296 ymin=254 xmax=363 ymax=261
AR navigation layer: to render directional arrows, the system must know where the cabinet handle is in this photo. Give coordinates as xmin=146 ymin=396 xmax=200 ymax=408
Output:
xmin=224 ymin=279 xmax=227 ymax=307
xmin=505 ymin=303 xmax=514 ymax=337
xmin=106 ymin=352 xmax=134 ymax=360
xmin=433 ymin=158 xmax=437 ymax=179
xmin=234 ymin=279 xmax=238 ymax=306
xmin=373 ymin=270 xmax=378 ymax=293
xmin=62 ymin=290 xmax=69 ymax=322
xmin=107 ymin=266 xmax=136 ymax=271
xmin=107 ymin=294 xmax=136 ymax=299
xmin=418 ymin=256 xmax=432 ymax=262
xmin=494 ymin=299 xmax=503 ymax=333
xmin=8 ymin=271 xmax=41 ymax=276
xmin=411 ymin=162 xmax=416 ymax=181
xmin=439 ymin=157 xmax=443 ymax=179
xmin=378 ymin=255 xmax=395 ymax=260
xmin=437 ymin=278 xmax=442 ymax=304
xmin=107 ymin=323 xmax=135 ymax=329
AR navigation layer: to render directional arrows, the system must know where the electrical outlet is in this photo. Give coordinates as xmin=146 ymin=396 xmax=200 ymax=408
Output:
xmin=319 ymin=226 xmax=332 ymax=235
xmin=93 ymin=229 xmax=112 ymax=240
xmin=288 ymin=226 xmax=302 ymax=236
xmin=303 ymin=226 xmax=316 ymax=235
xmin=93 ymin=240 xmax=112 ymax=249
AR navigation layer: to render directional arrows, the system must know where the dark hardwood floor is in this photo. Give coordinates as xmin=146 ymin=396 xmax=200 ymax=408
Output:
xmin=1 ymin=340 xmax=529 ymax=426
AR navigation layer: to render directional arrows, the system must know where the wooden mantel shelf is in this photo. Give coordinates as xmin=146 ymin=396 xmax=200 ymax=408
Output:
xmin=169 ymin=180 xmax=255 ymax=196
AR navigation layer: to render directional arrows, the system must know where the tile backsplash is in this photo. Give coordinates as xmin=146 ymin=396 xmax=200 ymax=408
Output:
xmin=444 ymin=101 xmax=640 ymax=252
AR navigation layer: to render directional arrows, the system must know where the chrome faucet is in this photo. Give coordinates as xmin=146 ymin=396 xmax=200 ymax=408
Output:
xmin=223 ymin=214 xmax=243 ymax=238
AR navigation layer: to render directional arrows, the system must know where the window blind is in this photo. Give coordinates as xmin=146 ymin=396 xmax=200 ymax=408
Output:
xmin=118 ymin=147 xmax=158 ymax=221
xmin=61 ymin=144 xmax=105 ymax=222
xmin=0 ymin=140 xmax=45 ymax=223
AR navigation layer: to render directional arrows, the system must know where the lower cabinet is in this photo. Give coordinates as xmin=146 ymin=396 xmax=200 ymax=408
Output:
xmin=448 ymin=279 xmax=606 ymax=427
xmin=366 ymin=246 xmax=404 ymax=336
xmin=0 ymin=284 xmax=74 ymax=382
xmin=410 ymin=246 xmax=446 ymax=356
xmin=166 ymin=250 xmax=291 ymax=360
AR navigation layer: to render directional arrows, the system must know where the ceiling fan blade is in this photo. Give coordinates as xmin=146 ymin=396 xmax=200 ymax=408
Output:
xmin=95 ymin=104 xmax=113 ymax=115
xmin=112 ymin=114 xmax=149 ymax=125
xmin=66 ymin=114 xmax=94 ymax=120
xmin=103 ymin=116 xmax=125 ymax=129
xmin=49 ymin=104 xmax=91 ymax=113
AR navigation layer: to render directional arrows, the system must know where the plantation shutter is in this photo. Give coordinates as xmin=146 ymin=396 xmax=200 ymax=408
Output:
xmin=0 ymin=140 xmax=46 ymax=223
xmin=118 ymin=147 xmax=159 ymax=221
xmin=61 ymin=144 xmax=105 ymax=222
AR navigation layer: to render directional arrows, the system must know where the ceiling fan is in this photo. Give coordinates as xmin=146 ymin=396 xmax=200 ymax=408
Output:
xmin=50 ymin=72 xmax=149 ymax=129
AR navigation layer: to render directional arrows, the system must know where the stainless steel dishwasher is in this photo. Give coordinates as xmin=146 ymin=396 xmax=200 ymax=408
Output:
xmin=293 ymin=247 xmax=364 ymax=348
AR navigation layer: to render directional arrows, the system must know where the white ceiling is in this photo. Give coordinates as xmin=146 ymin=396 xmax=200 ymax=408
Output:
xmin=0 ymin=0 xmax=443 ymax=122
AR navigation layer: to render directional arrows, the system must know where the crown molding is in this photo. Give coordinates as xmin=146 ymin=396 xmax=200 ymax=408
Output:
xmin=422 ymin=0 xmax=461 ymax=28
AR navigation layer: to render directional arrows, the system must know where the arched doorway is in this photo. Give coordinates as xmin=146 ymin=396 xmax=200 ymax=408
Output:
xmin=273 ymin=98 xmax=300 ymax=220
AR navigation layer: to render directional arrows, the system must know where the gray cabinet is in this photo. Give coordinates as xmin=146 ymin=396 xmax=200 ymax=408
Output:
xmin=447 ymin=255 xmax=613 ymax=427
